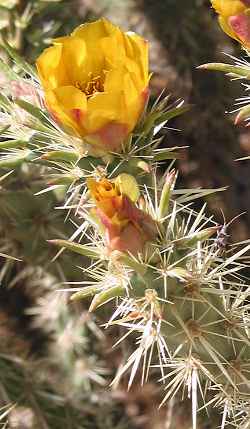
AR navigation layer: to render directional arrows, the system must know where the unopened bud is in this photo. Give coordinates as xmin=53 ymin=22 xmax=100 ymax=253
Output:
xmin=174 ymin=226 xmax=219 ymax=248
xmin=70 ymin=286 xmax=100 ymax=301
xmin=41 ymin=150 xmax=78 ymax=163
xmin=89 ymin=285 xmax=125 ymax=312
xmin=158 ymin=169 xmax=176 ymax=219
xmin=137 ymin=160 xmax=151 ymax=173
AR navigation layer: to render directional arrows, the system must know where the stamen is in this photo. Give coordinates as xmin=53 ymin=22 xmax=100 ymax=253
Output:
xmin=75 ymin=72 xmax=104 ymax=98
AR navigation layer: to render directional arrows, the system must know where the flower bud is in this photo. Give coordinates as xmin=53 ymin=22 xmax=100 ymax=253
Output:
xmin=87 ymin=175 xmax=157 ymax=255
xmin=158 ymin=169 xmax=176 ymax=219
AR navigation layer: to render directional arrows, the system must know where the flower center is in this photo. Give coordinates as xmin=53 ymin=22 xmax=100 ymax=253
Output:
xmin=94 ymin=179 xmax=121 ymax=201
xmin=75 ymin=72 xmax=104 ymax=98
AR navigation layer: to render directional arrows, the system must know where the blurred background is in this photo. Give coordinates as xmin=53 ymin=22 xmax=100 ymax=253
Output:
xmin=0 ymin=0 xmax=249 ymax=428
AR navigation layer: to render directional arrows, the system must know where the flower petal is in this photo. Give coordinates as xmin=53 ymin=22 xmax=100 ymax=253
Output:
xmin=123 ymin=72 xmax=146 ymax=131
xmin=73 ymin=19 xmax=121 ymax=76
xmin=211 ymin=0 xmax=246 ymax=16
xmin=86 ymin=91 xmax=125 ymax=130
xmin=229 ymin=13 xmax=250 ymax=44
xmin=103 ymin=67 xmax=144 ymax=132
xmin=46 ymin=86 xmax=87 ymax=135
xmin=36 ymin=44 xmax=69 ymax=90
xmin=125 ymin=32 xmax=149 ymax=86
xmin=218 ymin=15 xmax=240 ymax=41
xmin=85 ymin=122 xmax=128 ymax=152
xmin=72 ymin=18 xmax=117 ymax=42
xmin=107 ymin=223 xmax=145 ymax=254
xmin=60 ymin=37 xmax=88 ymax=84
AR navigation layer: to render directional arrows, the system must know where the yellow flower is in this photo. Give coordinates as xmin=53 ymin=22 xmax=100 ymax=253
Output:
xmin=211 ymin=0 xmax=250 ymax=47
xmin=36 ymin=18 xmax=149 ymax=155
xmin=87 ymin=174 xmax=156 ymax=255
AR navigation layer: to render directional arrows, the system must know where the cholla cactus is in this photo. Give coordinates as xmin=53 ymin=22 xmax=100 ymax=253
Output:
xmin=52 ymin=169 xmax=250 ymax=428
xmin=1 ymin=16 xmax=250 ymax=429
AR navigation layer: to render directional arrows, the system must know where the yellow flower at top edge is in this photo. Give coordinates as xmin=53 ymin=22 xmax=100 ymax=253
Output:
xmin=87 ymin=174 xmax=156 ymax=255
xmin=36 ymin=18 xmax=149 ymax=156
xmin=211 ymin=0 xmax=250 ymax=47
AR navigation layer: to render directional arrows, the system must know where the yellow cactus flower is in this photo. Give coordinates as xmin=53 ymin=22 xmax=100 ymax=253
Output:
xmin=211 ymin=0 xmax=250 ymax=47
xmin=87 ymin=174 xmax=156 ymax=255
xmin=36 ymin=18 xmax=149 ymax=155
